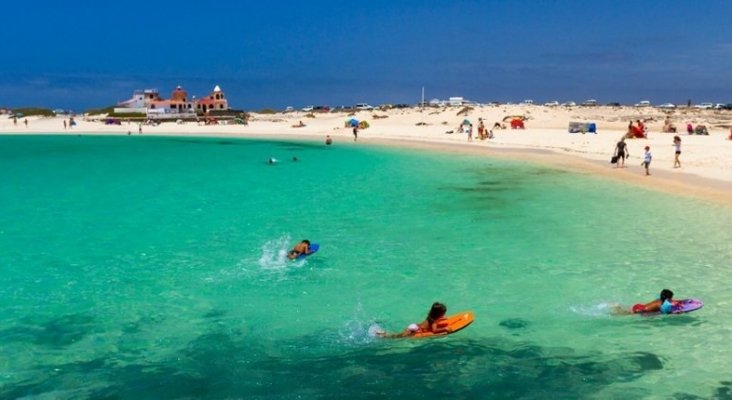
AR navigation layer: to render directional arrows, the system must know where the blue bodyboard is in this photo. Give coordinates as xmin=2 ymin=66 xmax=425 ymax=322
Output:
xmin=296 ymin=243 xmax=319 ymax=260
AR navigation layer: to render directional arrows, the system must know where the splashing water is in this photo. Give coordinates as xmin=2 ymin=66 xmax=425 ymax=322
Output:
xmin=257 ymin=235 xmax=296 ymax=270
xmin=337 ymin=302 xmax=383 ymax=345
xmin=569 ymin=302 xmax=619 ymax=317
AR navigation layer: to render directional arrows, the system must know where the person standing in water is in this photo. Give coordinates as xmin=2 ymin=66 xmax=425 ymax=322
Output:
xmin=325 ymin=135 xmax=333 ymax=145
xmin=673 ymin=136 xmax=682 ymax=168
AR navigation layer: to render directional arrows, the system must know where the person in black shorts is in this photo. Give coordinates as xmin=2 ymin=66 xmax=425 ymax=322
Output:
xmin=614 ymin=138 xmax=629 ymax=168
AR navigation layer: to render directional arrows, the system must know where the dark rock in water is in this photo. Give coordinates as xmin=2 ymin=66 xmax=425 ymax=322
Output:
xmin=499 ymin=318 xmax=530 ymax=330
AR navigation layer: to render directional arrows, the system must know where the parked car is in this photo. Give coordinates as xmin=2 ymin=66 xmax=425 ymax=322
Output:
xmin=606 ymin=102 xmax=621 ymax=107
xmin=635 ymin=100 xmax=651 ymax=107
xmin=657 ymin=103 xmax=676 ymax=109
xmin=581 ymin=99 xmax=598 ymax=106
xmin=301 ymin=105 xmax=314 ymax=112
xmin=354 ymin=103 xmax=373 ymax=111
xmin=522 ymin=99 xmax=534 ymax=105
xmin=561 ymin=101 xmax=576 ymax=107
xmin=713 ymin=103 xmax=726 ymax=109
xmin=284 ymin=106 xmax=294 ymax=113
xmin=695 ymin=103 xmax=714 ymax=109
xmin=313 ymin=105 xmax=330 ymax=113
xmin=543 ymin=101 xmax=559 ymax=107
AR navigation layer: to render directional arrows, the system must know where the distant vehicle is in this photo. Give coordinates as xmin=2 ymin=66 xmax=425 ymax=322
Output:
xmin=695 ymin=102 xmax=714 ymax=109
xmin=721 ymin=104 xmax=732 ymax=110
xmin=605 ymin=102 xmax=621 ymax=107
xmin=313 ymin=105 xmax=330 ymax=113
xmin=486 ymin=101 xmax=501 ymax=106
xmin=52 ymin=109 xmax=69 ymax=115
xmin=657 ymin=103 xmax=676 ymax=109
xmin=301 ymin=105 xmax=314 ymax=112
xmin=543 ymin=101 xmax=559 ymax=107
xmin=393 ymin=104 xmax=411 ymax=109
xmin=561 ymin=101 xmax=576 ymax=107
xmin=713 ymin=103 xmax=726 ymax=109
xmin=354 ymin=103 xmax=373 ymax=110
xmin=635 ymin=100 xmax=651 ymax=107
xmin=581 ymin=99 xmax=598 ymax=106
xmin=284 ymin=106 xmax=294 ymax=113
xmin=522 ymin=99 xmax=534 ymax=105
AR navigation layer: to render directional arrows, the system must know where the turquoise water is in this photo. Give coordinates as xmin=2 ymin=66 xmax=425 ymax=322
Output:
xmin=1 ymin=135 xmax=732 ymax=399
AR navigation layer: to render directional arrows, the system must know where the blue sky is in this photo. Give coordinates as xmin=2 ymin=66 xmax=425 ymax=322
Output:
xmin=1 ymin=0 xmax=730 ymax=111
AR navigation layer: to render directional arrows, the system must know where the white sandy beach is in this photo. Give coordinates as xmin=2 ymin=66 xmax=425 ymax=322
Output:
xmin=2 ymin=105 xmax=732 ymax=204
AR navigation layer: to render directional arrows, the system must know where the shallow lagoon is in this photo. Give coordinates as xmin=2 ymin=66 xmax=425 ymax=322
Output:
xmin=1 ymin=135 xmax=731 ymax=399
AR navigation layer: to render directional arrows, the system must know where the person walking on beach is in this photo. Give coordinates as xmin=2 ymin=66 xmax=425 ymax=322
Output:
xmin=673 ymin=136 xmax=682 ymax=168
xmin=467 ymin=123 xmax=473 ymax=142
xmin=138 ymin=123 xmax=142 ymax=134
xmin=478 ymin=118 xmax=486 ymax=140
xmin=63 ymin=119 xmax=67 ymax=129
xmin=24 ymin=118 xmax=28 ymax=128
xmin=614 ymin=138 xmax=629 ymax=168
xmin=642 ymin=146 xmax=652 ymax=176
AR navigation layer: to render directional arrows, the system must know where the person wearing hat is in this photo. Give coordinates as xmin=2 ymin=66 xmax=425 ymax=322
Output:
xmin=642 ymin=146 xmax=652 ymax=176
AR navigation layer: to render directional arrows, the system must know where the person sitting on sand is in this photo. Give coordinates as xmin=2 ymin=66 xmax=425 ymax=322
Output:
xmin=287 ymin=240 xmax=311 ymax=260
xmin=292 ymin=120 xmax=306 ymax=128
xmin=377 ymin=302 xmax=448 ymax=338
xmin=662 ymin=116 xmax=677 ymax=133
xmin=325 ymin=135 xmax=333 ymax=145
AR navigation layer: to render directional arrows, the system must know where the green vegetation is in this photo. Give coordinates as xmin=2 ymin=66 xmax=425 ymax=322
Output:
xmin=13 ymin=107 xmax=55 ymax=117
xmin=85 ymin=106 xmax=115 ymax=116
xmin=107 ymin=112 xmax=147 ymax=118
xmin=258 ymin=108 xmax=277 ymax=114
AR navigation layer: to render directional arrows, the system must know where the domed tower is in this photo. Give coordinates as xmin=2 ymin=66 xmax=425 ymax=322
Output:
xmin=196 ymin=85 xmax=229 ymax=113
xmin=171 ymin=85 xmax=188 ymax=102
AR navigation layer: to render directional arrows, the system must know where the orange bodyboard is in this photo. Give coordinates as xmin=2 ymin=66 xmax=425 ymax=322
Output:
xmin=411 ymin=311 xmax=474 ymax=338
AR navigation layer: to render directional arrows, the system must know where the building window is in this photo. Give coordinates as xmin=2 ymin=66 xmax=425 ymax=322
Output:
xmin=220 ymin=104 xmax=224 ymax=109
xmin=151 ymin=104 xmax=156 ymax=109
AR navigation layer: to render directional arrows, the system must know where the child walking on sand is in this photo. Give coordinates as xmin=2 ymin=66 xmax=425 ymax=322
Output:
xmin=673 ymin=136 xmax=681 ymax=168
xmin=642 ymin=146 xmax=652 ymax=176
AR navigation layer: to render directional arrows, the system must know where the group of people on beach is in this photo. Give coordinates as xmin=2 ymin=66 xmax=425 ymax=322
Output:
xmin=456 ymin=118 xmax=494 ymax=142
xmin=613 ymin=135 xmax=682 ymax=175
